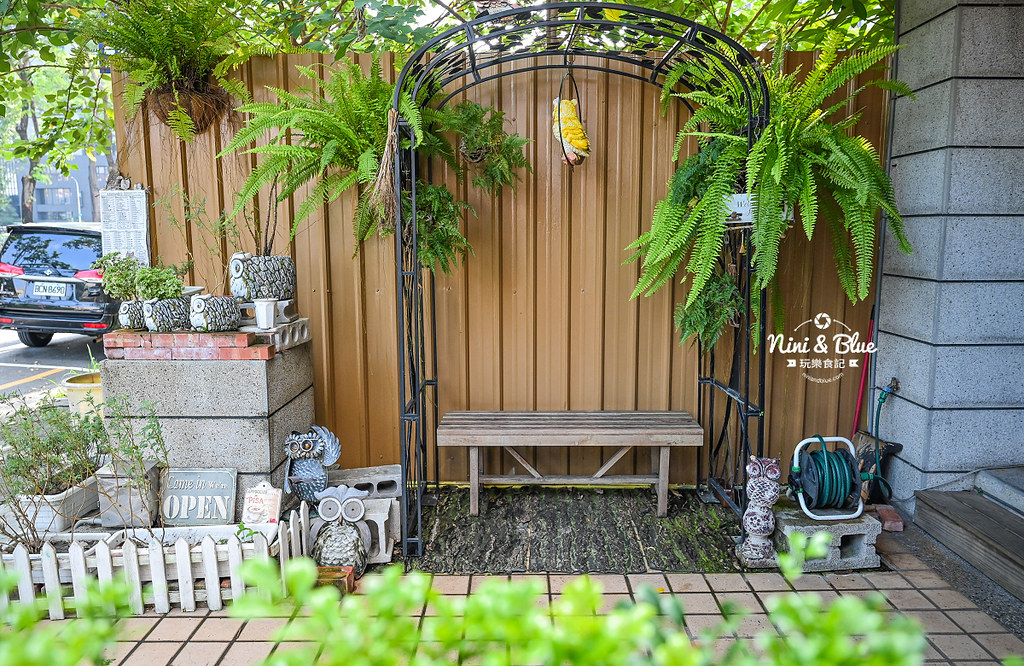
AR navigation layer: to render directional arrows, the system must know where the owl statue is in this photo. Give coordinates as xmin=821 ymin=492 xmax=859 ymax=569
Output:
xmin=738 ymin=456 xmax=782 ymax=564
xmin=312 ymin=520 xmax=367 ymax=576
xmin=228 ymin=251 xmax=297 ymax=302
xmin=189 ymin=294 xmax=241 ymax=332
xmin=283 ymin=425 xmax=342 ymax=502
xmin=552 ymin=97 xmax=591 ymax=167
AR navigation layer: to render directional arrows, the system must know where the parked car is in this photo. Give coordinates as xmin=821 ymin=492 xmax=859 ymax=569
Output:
xmin=0 ymin=223 xmax=117 ymax=347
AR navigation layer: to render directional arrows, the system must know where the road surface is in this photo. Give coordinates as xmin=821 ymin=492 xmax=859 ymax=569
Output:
xmin=0 ymin=331 xmax=106 ymax=396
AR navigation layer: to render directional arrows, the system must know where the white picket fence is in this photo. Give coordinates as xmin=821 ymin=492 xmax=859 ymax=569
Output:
xmin=0 ymin=503 xmax=311 ymax=619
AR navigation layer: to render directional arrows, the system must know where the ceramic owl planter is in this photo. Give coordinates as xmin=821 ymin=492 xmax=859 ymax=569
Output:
xmin=189 ymin=294 xmax=240 ymax=332
xmin=738 ymin=456 xmax=782 ymax=567
xmin=143 ymin=297 xmax=191 ymax=332
xmin=118 ymin=300 xmax=146 ymax=329
xmin=229 ymin=252 xmax=296 ymax=301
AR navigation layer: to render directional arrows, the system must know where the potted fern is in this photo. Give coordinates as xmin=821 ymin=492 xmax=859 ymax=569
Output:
xmin=632 ymin=32 xmax=913 ymax=320
xmin=440 ymin=101 xmax=533 ymax=196
xmin=77 ymin=0 xmax=247 ymax=141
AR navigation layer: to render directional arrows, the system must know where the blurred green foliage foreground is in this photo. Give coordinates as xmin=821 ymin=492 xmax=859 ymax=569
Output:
xmin=5 ymin=533 xmax=1021 ymax=666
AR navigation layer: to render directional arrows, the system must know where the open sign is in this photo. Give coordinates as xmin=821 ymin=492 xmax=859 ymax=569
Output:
xmin=160 ymin=469 xmax=237 ymax=525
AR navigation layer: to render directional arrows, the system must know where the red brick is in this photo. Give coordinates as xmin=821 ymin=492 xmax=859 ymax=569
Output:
xmin=876 ymin=505 xmax=904 ymax=532
xmin=119 ymin=333 xmax=143 ymax=347
xmin=124 ymin=347 xmax=172 ymax=360
xmin=103 ymin=334 xmax=123 ymax=348
xmin=150 ymin=333 xmax=175 ymax=347
xmin=171 ymin=347 xmax=220 ymax=360
xmin=218 ymin=344 xmax=275 ymax=360
xmin=172 ymin=333 xmax=201 ymax=348
xmin=104 ymin=348 xmax=125 ymax=360
xmin=208 ymin=332 xmax=255 ymax=348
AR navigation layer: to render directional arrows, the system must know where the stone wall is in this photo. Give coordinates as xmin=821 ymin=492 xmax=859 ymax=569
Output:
xmin=878 ymin=1 xmax=1024 ymax=513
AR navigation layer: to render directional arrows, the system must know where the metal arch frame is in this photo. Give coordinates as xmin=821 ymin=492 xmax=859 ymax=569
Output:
xmin=389 ymin=2 xmax=771 ymax=556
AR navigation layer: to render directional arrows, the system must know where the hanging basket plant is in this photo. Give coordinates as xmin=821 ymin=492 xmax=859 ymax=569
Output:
xmin=78 ymin=0 xmax=248 ymax=141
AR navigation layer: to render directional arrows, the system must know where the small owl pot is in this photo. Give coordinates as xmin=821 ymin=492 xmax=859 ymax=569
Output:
xmin=143 ymin=297 xmax=191 ymax=333
xmin=118 ymin=300 xmax=146 ymax=329
xmin=190 ymin=294 xmax=241 ymax=332
xmin=229 ymin=252 xmax=297 ymax=302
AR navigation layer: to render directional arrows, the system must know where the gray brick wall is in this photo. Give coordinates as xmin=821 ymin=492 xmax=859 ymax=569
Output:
xmin=878 ymin=1 xmax=1024 ymax=514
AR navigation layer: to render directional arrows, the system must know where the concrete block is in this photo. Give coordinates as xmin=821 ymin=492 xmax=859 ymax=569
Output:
xmin=362 ymin=498 xmax=399 ymax=565
xmin=773 ymin=503 xmax=882 ymax=571
xmin=100 ymin=341 xmax=313 ymax=418
xmin=935 ymin=281 xmax=1024 ymax=344
xmin=872 ymin=332 xmax=935 ymax=407
xmin=877 ymin=275 xmax=938 ymax=343
xmin=958 ymin=6 xmax=1024 ymax=77
xmin=887 ymin=457 xmax=974 ymax=516
xmin=899 ymin=0 xmax=955 ymax=36
xmin=948 ymin=148 xmax=1024 ymax=215
xmin=890 ymin=149 xmax=949 ymax=216
xmin=327 ymin=464 xmax=402 ymax=499
xmin=926 ymin=408 xmax=1024 ymax=471
xmin=881 ymin=217 xmax=943 ymax=280
xmin=897 ymin=6 xmax=956 ymax=88
xmin=975 ymin=468 xmax=1024 ymax=515
xmin=941 ymin=216 xmax=1024 ymax=280
xmin=952 ymin=79 xmax=1024 ymax=148
xmin=245 ymin=318 xmax=312 ymax=352
xmin=932 ymin=345 xmax=1024 ymax=407
xmin=891 ymin=84 xmax=952 ymax=157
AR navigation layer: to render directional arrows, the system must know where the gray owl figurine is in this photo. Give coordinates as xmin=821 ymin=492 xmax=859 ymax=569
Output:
xmin=283 ymin=425 xmax=342 ymax=502
xmin=189 ymin=294 xmax=241 ymax=332
xmin=312 ymin=521 xmax=367 ymax=576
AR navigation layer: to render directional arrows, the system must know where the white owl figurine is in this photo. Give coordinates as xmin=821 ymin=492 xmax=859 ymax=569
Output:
xmin=738 ymin=456 xmax=782 ymax=564
xmin=189 ymin=294 xmax=241 ymax=332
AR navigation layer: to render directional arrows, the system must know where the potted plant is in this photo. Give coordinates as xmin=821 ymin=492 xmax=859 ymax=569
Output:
xmin=631 ymin=31 xmax=913 ymax=312
xmin=93 ymin=252 xmax=145 ymax=329
xmin=94 ymin=395 xmax=168 ymax=529
xmin=0 ymin=394 xmax=105 ymax=547
xmin=137 ymin=265 xmax=189 ymax=332
xmin=60 ymin=348 xmax=104 ymax=416
xmin=76 ymin=0 xmax=248 ymax=141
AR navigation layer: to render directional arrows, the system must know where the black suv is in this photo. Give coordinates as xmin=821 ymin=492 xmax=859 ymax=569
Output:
xmin=0 ymin=223 xmax=117 ymax=347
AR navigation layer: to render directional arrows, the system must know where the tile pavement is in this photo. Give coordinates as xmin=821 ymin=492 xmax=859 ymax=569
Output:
xmin=77 ymin=534 xmax=1024 ymax=665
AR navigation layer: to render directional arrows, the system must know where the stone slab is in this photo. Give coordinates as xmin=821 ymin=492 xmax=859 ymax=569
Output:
xmin=890 ymin=149 xmax=949 ymax=217
xmin=976 ymin=468 xmax=1024 ymax=515
xmin=892 ymin=83 xmax=952 ymax=157
xmin=881 ymin=217 xmax=943 ymax=280
xmin=887 ymin=457 xmax=975 ymax=516
xmin=940 ymin=216 xmax=1024 ymax=280
xmin=948 ymin=148 xmax=1024 ymax=215
xmin=958 ymin=6 xmax=1024 ymax=77
xmin=773 ymin=503 xmax=882 ymax=571
xmin=100 ymin=341 xmax=313 ymax=418
xmin=952 ymin=79 xmax=1024 ymax=148
xmin=897 ymin=5 xmax=956 ymax=87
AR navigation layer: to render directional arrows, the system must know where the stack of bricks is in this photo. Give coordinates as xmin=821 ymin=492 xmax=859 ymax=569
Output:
xmin=103 ymin=330 xmax=276 ymax=361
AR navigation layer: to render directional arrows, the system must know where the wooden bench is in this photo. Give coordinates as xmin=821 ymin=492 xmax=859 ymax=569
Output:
xmin=436 ymin=411 xmax=703 ymax=517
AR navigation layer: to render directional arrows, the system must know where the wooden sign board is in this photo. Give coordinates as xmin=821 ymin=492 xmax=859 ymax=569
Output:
xmin=240 ymin=482 xmax=282 ymax=525
xmin=98 ymin=188 xmax=151 ymax=266
xmin=160 ymin=469 xmax=237 ymax=525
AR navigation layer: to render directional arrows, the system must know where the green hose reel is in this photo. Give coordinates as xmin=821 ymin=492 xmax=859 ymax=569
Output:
xmin=789 ymin=436 xmax=867 ymax=520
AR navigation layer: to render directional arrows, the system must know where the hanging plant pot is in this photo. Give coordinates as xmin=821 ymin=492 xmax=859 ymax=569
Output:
xmin=118 ymin=300 xmax=146 ymax=330
xmin=229 ymin=252 xmax=297 ymax=301
xmin=143 ymin=297 xmax=191 ymax=332
xmin=189 ymin=294 xmax=241 ymax=332
xmin=459 ymin=138 xmax=489 ymax=164
xmin=148 ymin=84 xmax=232 ymax=136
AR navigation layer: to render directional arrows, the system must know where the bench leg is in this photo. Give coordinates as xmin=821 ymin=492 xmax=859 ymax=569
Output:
xmin=657 ymin=446 xmax=670 ymax=517
xmin=469 ymin=446 xmax=480 ymax=516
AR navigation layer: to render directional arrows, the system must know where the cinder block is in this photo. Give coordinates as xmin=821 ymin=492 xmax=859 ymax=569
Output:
xmin=328 ymin=464 xmax=402 ymax=499
xmin=773 ymin=503 xmax=882 ymax=571
xmin=362 ymin=498 xmax=400 ymax=564
xmin=246 ymin=318 xmax=312 ymax=352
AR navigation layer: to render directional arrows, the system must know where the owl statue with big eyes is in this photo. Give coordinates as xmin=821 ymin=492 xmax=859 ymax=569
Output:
xmin=738 ymin=456 xmax=782 ymax=564
xmin=283 ymin=425 xmax=342 ymax=502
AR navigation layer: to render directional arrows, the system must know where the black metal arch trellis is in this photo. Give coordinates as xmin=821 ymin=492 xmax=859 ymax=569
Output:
xmin=389 ymin=2 xmax=770 ymax=556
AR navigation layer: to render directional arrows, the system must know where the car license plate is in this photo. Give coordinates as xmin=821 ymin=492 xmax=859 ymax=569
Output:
xmin=32 ymin=281 xmax=67 ymax=298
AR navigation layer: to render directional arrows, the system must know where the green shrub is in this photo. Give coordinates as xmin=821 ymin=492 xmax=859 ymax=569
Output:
xmin=135 ymin=266 xmax=184 ymax=301
xmin=92 ymin=252 xmax=142 ymax=301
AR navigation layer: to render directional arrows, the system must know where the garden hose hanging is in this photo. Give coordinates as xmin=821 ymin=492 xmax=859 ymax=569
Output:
xmin=789 ymin=385 xmax=895 ymax=520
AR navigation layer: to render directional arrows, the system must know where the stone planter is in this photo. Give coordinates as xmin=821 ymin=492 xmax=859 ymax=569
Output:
xmin=61 ymin=371 xmax=102 ymax=416
xmin=96 ymin=461 xmax=159 ymax=528
xmin=118 ymin=300 xmax=146 ymax=329
xmin=189 ymin=294 xmax=241 ymax=332
xmin=18 ymin=476 xmax=99 ymax=533
xmin=143 ymin=297 xmax=191 ymax=332
xmin=229 ymin=252 xmax=296 ymax=301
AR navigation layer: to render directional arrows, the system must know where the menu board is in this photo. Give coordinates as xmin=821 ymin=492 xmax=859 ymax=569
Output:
xmin=99 ymin=189 xmax=151 ymax=265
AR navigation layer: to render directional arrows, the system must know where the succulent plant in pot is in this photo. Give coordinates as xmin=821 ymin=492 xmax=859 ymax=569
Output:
xmin=137 ymin=265 xmax=189 ymax=332
xmin=93 ymin=252 xmax=145 ymax=329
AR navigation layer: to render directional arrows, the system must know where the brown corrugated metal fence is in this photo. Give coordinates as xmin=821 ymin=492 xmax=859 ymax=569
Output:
xmin=112 ymin=51 xmax=890 ymax=484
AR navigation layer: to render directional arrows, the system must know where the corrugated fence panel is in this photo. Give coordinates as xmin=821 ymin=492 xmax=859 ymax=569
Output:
xmin=114 ymin=52 xmax=889 ymax=483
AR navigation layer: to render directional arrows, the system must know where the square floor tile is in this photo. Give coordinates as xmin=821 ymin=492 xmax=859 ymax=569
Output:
xmin=123 ymin=642 xmax=180 ymax=665
xmin=589 ymin=575 xmax=630 ymax=594
xmin=972 ymin=632 xmax=1024 ymax=659
xmin=882 ymin=553 xmax=931 ymax=571
xmin=191 ymin=617 xmax=244 ymax=642
xmin=597 ymin=594 xmax=633 ymax=614
xmin=825 ymin=574 xmax=871 ymax=590
xmin=685 ymin=614 xmax=728 ymax=638
xmin=902 ymin=570 xmax=953 ymax=590
xmin=744 ymin=573 xmax=789 ymax=592
xmin=736 ymin=614 xmax=776 ymax=638
xmin=715 ymin=592 xmax=763 ymax=614
xmin=665 ymin=574 xmax=710 ymax=594
xmin=509 ymin=574 xmax=549 ymax=594
xmin=430 ymin=575 xmax=470 ymax=595
xmin=237 ymin=617 xmax=289 ymax=642
xmin=705 ymin=574 xmax=750 ymax=593
xmin=104 ymin=641 xmax=135 ymax=666
xmin=145 ymin=618 xmax=203 ymax=642
xmin=170 ymin=641 xmax=228 ymax=666
xmin=218 ymin=641 xmax=275 ymax=666
xmin=929 ymin=633 xmax=993 ymax=661
xmin=864 ymin=573 xmax=912 ymax=590
xmin=470 ymin=574 xmax=509 ymax=592
xmin=755 ymin=591 xmax=792 ymax=611
xmin=921 ymin=588 xmax=975 ymax=610
xmin=548 ymin=575 xmax=583 ymax=594
xmin=627 ymin=574 xmax=668 ymax=593
xmin=946 ymin=610 xmax=1009 ymax=634
xmin=424 ymin=597 xmax=467 ymax=616
xmin=790 ymin=575 xmax=831 ymax=591
xmin=673 ymin=593 xmax=720 ymax=615
xmin=875 ymin=533 xmax=909 ymax=554
xmin=116 ymin=617 xmax=159 ymax=642
xmin=882 ymin=589 xmax=936 ymax=611
xmin=904 ymin=611 xmax=961 ymax=634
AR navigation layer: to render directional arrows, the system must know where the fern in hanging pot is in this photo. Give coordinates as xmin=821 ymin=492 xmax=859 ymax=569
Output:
xmin=632 ymin=31 xmax=913 ymax=312
xmin=77 ymin=0 xmax=247 ymax=141
xmin=440 ymin=101 xmax=533 ymax=195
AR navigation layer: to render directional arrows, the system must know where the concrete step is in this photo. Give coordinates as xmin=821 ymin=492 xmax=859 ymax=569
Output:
xmin=976 ymin=467 xmax=1024 ymax=516
xmin=915 ymin=490 xmax=1024 ymax=602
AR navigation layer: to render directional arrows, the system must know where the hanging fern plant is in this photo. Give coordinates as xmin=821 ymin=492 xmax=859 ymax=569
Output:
xmin=632 ymin=31 xmax=913 ymax=309
xmin=78 ymin=0 xmax=251 ymax=141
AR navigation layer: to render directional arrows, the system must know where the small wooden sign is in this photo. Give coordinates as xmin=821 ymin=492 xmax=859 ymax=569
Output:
xmin=160 ymin=469 xmax=237 ymax=525
xmin=241 ymin=482 xmax=282 ymax=525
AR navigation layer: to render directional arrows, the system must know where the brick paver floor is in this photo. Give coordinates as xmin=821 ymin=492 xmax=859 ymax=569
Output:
xmin=84 ymin=534 xmax=1024 ymax=665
